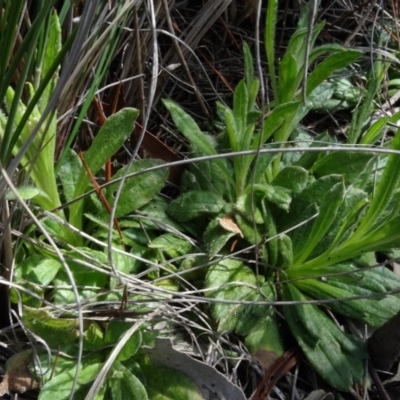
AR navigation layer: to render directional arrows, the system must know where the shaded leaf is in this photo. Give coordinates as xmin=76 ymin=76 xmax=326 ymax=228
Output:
xmin=282 ymin=284 xmax=366 ymax=391
xmin=294 ymin=181 xmax=345 ymax=266
xmin=312 ymin=152 xmax=374 ymax=184
xmin=167 ymin=191 xmax=225 ymax=222
xmin=105 ymin=321 xmax=142 ymax=362
xmin=149 ymin=233 xmax=192 ymax=259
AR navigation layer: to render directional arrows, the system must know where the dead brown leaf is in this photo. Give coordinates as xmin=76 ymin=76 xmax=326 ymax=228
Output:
xmin=218 ymin=215 xmax=244 ymax=238
xmin=0 ymin=350 xmax=39 ymax=395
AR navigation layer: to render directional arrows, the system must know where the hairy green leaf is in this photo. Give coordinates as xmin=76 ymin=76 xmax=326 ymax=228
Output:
xmin=283 ymin=284 xmax=365 ymax=391
xmin=167 ymin=191 xmax=225 ymax=222
xmin=70 ymin=108 xmax=139 ymax=231
xmin=106 ymin=159 xmax=168 ymax=217
xmin=205 ymin=259 xmax=257 ymax=332
xmin=312 ymin=152 xmax=374 ymax=184
xmin=294 ymin=181 xmax=345 ymax=266
xmin=140 ymin=362 xmax=203 ymax=400
xmin=39 ymin=363 xmax=104 ymax=400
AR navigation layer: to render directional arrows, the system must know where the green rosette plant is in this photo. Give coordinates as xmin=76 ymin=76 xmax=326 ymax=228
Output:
xmin=0 ymin=7 xmax=193 ymax=399
xmin=162 ymin=2 xmax=400 ymax=391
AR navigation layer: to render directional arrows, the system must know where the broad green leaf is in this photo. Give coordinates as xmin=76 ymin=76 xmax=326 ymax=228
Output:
xmin=360 ymin=116 xmax=389 ymax=145
xmin=247 ymin=107 xmax=261 ymax=123
xmin=252 ymin=151 xmax=276 ymax=184
xmin=325 ymin=280 xmax=400 ymax=326
xmin=279 ymin=53 xmax=298 ymax=103
xmin=40 ymin=10 xmax=61 ymax=112
xmin=39 ymin=362 xmax=104 ymax=400
xmin=69 ymin=108 xmax=139 ymax=230
xmin=349 ymin=74 xmax=381 ymax=144
xmin=233 ymin=79 xmax=248 ymax=143
xmin=286 ymin=174 xmax=342 ymax=226
xmin=189 ymin=154 xmax=230 ymax=198
xmin=52 ymin=249 xmax=109 ymax=304
xmin=274 ymin=83 xmax=333 ymax=147
xmin=244 ymin=307 xmax=284 ymax=360
xmin=353 ymin=129 xmax=400 ymax=237
xmin=265 ymin=0 xmax=278 ymax=98
xmin=309 ymin=43 xmax=354 ymax=63
xmin=284 ymin=284 xmax=365 ymax=357
xmin=248 ymin=79 xmax=260 ymax=114
xmin=305 ymin=50 xmax=362 ymax=97
xmin=243 ymin=41 xmax=254 ymax=90
xmin=312 ymin=152 xmax=374 ymax=184
xmin=26 ymin=257 xmax=62 ymax=286
xmin=139 ymin=195 xmax=183 ymax=231
xmin=140 ymin=363 xmax=203 ymax=400
xmin=179 ymin=256 xmax=209 ymax=281
xmin=353 ymin=264 xmax=400 ymax=293
xmin=226 ymin=106 xmax=252 ymax=193
xmin=109 ymin=362 xmax=148 ymax=400
xmin=288 ymin=202 xmax=319 ymax=256
xmin=109 ymin=244 xmax=134 ymax=289
xmin=278 ymin=234 xmax=293 ymax=269
xmin=23 ymin=307 xmax=79 ymax=347
xmin=5 ymin=186 xmax=40 ymax=200
xmin=294 ymin=181 xmax=345 ymax=266
xmin=163 ymin=99 xmax=216 ymax=156
xmin=272 ymin=166 xmax=308 ymax=194
xmin=255 ymin=102 xmax=300 ymax=147
xmin=58 ymin=148 xmax=82 ymax=203
xmin=263 ymin=202 xmax=278 ymax=266
xmin=180 ymin=170 xmax=201 ymax=193
xmin=309 ymin=187 xmax=368 ymax=258
xmin=235 ymin=193 xmax=263 ymax=223
xmin=205 ymin=259 xmax=257 ymax=332
xmin=167 ymin=191 xmax=225 ymax=222
xmin=106 ymin=159 xmax=168 ymax=217
xmin=294 ymin=278 xmax=395 ymax=327
xmin=105 ymin=321 xmax=142 ymax=362
xmin=251 ymin=183 xmax=292 ymax=211
xmin=235 ymin=213 xmax=262 ymax=244
xmin=282 ymin=284 xmax=365 ymax=391
xmin=10 ymin=281 xmax=43 ymax=308
xmin=83 ymin=322 xmax=104 ymax=351
xmin=163 ymin=99 xmax=232 ymax=184
xmin=14 ymin=254 xmax=46 ymax=279
xmin=295 ymin=131 xmax=334 ymax=169
xmin=287 ymin=21 xmax=324 ymax=66
xmin=149 ymin=233 xmax=192 ymax=258
xmin=203 ymin=218 xmax=236 ymax=258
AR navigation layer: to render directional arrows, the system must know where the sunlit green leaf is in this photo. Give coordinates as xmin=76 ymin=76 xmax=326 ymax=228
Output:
xmin=205 ymin=259 xmax=257 ymax=332
xmin=39 ymin=362 xmax=104 ymax=400
xmin=23 ymin=307 xmax=79 ymax=347
xmin=70 ymin=108 xmax=139 ymax=230
xmin=106 ymin=158 xmax=168 ymax=217
xmin=140 ymin=362 xmax=203 ymax=400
